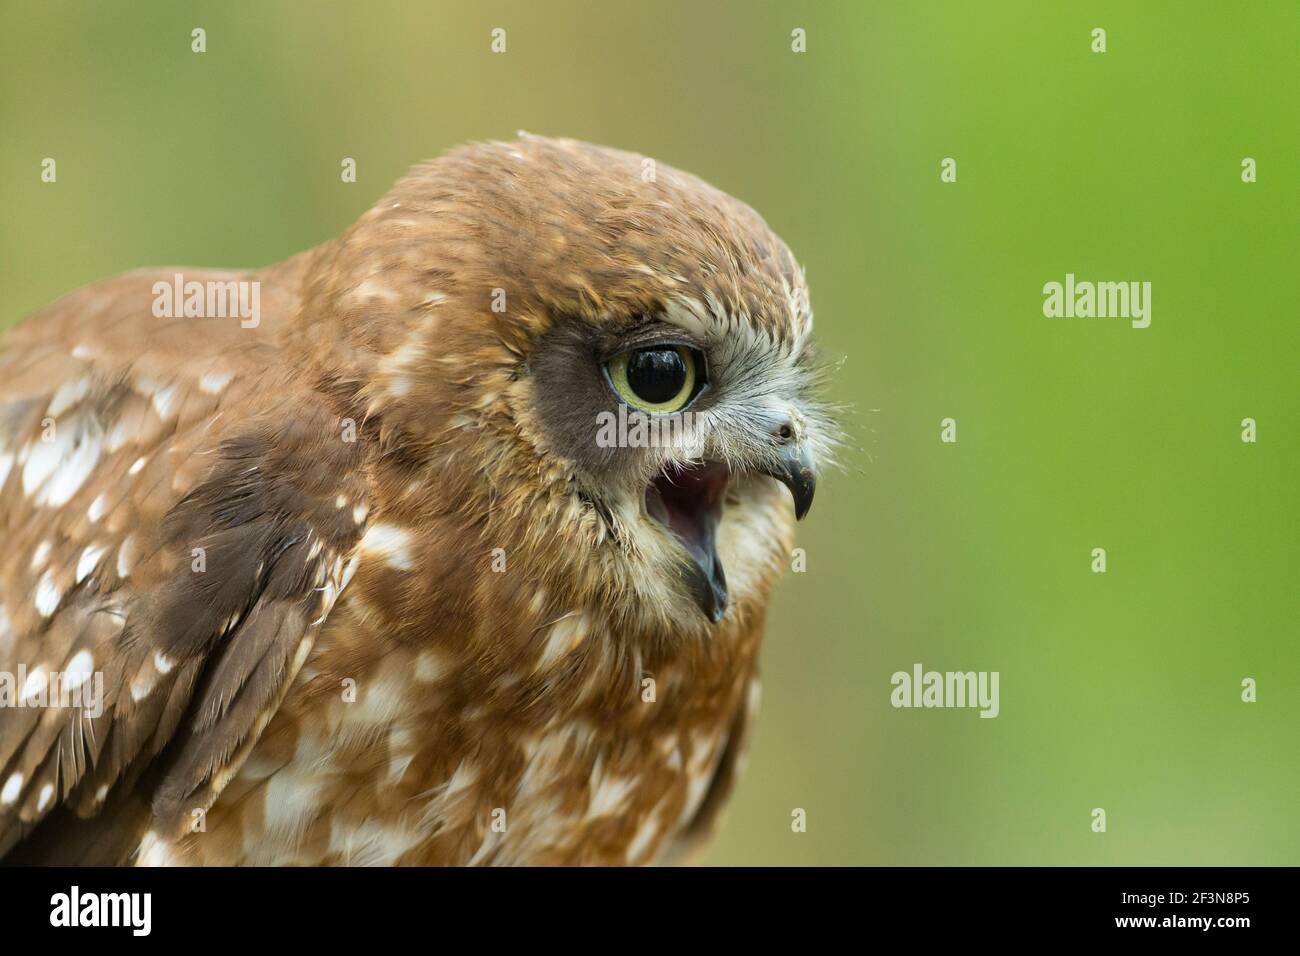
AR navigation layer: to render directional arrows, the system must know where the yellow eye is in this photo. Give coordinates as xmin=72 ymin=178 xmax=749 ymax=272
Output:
xmin=606 ymin=346 xmax=700 ymax=413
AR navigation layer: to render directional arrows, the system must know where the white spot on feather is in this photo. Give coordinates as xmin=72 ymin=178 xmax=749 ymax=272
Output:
xmin=21 ymin=437 xmax=64 ymax=495
xmin=130 ymin=671 xmax=156 ymax=702
xmin=37 ymin=782 xmax=54 ymax=812
xmin=116 ymin=534 xmax=135 ymax=578
xmin=441 ymin=760 xmax=479 ymax=798
xmin=199 ymin=369 xmax=234 ymax=394
xmin=625 ymin=808 xmax=664 ymax=863
xmin=536 ymin=613 xmax=589 ymax=669
xmin=63 ymin=650 xmax=94 ymax=690
xmin=104 ymin=419 xmax=134 ymax=452
xmin=149 ymin=381 xmax=180 ymax=420
xmin=351 ymin=279 xmax=401 ymax=304
xmin=339 ymin=554 xmax=360 ymax=592
xmin=414 ymin=649 xmax=446 ymax=683
xmin=37 ymin=430 xmax=102 ymax=506
xmin=359 ymin=523 xmax=413 ymax=571
xmin=47 ymin=377 xmax=91 ymax=417
xmin=259 ymin=772 xmax=324 ymax=851
xmin=76 ymin=543 xmax=107 ymax=583
xmin=588 ymin=769 xmax=637 ymax=817
xmin=328 ymin=820 xmax=419 ymax=866
xmin=135 ymin=831 xmax=179 ymax=867
xmin=387 ymin=725 xmax=415 ymax=782
xmin=1 ymin=773 xmax=23 ymax=805
xmin=35 ymin=570 xmax=62 ymax=617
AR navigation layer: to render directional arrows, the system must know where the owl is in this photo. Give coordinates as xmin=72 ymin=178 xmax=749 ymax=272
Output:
xmin=0 ymin=136 xmax=831 ymax=865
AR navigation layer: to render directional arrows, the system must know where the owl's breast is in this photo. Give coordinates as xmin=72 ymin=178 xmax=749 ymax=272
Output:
xmin=170 ymin=574 xmax=763 ymax=866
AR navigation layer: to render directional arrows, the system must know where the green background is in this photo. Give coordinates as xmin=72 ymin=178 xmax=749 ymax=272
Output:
xmin=2 ymin=1 xmax=1296 ymax=865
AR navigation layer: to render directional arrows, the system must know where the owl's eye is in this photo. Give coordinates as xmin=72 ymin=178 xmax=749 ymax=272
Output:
xmin=605 ymin=345 xmax=703 ymax=413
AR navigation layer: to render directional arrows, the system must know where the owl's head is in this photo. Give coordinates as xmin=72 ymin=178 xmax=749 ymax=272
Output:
xmin=298 ymin=136 xmax=833 ymax=639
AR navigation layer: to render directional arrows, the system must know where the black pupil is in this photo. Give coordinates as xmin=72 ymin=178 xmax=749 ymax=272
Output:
xmin=626 ymin=348 xmax=687 ymax=405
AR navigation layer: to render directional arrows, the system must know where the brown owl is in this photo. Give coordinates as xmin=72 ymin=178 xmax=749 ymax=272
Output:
xmin=0 ymin=135 xmax=831 ymax=865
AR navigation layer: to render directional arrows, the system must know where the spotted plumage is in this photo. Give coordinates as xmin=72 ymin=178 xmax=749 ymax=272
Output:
xmin=0 ymin=136 xmax=830 ymax=865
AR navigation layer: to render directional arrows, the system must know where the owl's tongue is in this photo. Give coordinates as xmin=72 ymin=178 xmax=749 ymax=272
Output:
xmin=645 ymin=462 xmax=730 ymax=624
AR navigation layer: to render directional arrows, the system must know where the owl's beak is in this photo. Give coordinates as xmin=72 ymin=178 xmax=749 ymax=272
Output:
xmin=761 ymin=444 xmax=817 ymax=521
xmin=645 ymin=446 xmax=817 ymax=625
xmin=646 ymin=462 xmax=730 ymax=624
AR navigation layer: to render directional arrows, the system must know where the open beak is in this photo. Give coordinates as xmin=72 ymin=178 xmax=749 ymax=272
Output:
xmin=645 ymin=450 xmax=817 ymax=624
xmin=646 ymin=462 xmax=730 ymax=624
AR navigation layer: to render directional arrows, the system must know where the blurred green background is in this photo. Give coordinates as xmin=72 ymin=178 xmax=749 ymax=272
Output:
xmin=2 ymin=1 xmax=1296 ymax=865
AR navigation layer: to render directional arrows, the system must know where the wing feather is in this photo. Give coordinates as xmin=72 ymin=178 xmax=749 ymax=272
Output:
xmin=0 ymin=266 xmax=369 ymax=859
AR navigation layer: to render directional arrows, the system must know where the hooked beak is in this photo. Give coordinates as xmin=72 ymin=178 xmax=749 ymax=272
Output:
xmin=761 ymin=444 xmax=817 ymax=521
xmin=644 ymin=446 xmax=817 ymax=626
